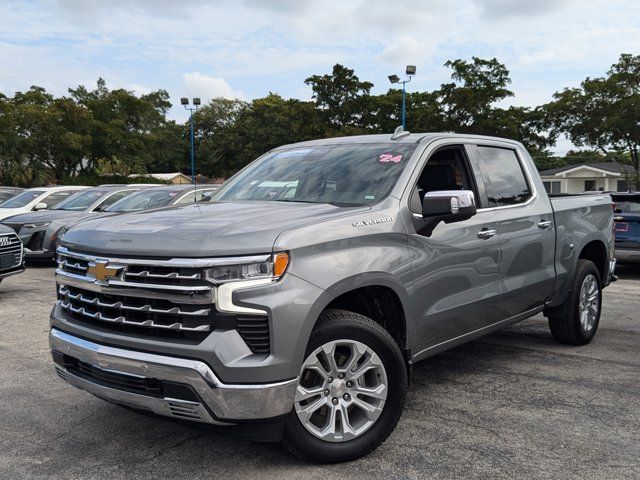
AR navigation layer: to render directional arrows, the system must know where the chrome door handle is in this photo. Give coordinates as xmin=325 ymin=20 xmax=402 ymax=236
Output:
xmin=477 ymin=229 xmax=497 ymax=239
xmin=537 ymin=220 xmax=552 ymax=229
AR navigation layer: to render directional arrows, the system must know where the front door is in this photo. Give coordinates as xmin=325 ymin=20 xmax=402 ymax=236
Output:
xmin=406 ymin=145 xmax=502 ymax=351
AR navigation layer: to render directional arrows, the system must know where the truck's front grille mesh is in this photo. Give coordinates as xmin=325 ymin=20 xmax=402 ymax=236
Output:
xmin=56 ymin=285 xmax=270 ymax=353
xmin=0 ymin=234 xmax=22 ymax=270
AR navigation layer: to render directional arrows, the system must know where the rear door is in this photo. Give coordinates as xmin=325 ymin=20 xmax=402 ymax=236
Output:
xmin=470 ymin=145 xmax=556 ymax=318
xmin=406 ymin=144 xmax=502 ymax=349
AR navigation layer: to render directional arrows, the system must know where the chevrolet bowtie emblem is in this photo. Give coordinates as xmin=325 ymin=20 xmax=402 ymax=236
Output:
xmin=87 ymin=261 xmax=121 ymax=283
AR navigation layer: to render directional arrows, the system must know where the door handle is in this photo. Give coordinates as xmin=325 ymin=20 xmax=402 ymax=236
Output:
xmin=477 ymin=228 xmax=497 ymax=239
xmin=537 ymin=220 xmax=552 ymax=229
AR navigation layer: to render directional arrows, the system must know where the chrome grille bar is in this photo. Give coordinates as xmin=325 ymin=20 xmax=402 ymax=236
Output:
xmin=59 ymin=286 xmax=211 ymax=317
xmin=58 ymin=300 xmax=211 ymax=332
xmin=125 ymin=270 xmax=202 ymax=280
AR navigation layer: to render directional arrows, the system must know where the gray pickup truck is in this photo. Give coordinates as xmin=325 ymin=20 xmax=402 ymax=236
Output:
xmin=50 ymin=133 xmax=615 ymax=462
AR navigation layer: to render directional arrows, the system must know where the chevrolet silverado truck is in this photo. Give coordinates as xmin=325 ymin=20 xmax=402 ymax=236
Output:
xmin=49 ymin=132 xmax=615 ymax=463
xmin=0 ymin=223 xmax=24 ymax=285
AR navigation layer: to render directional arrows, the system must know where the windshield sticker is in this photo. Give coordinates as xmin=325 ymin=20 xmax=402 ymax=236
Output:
xmin=275 ymin=149 xmax=313 ymax=158
xmin=365 ymin=195 xmax=375 ymax=200
xmin=379 ymin=153 xmax=403 ymax=164
xmin=169 ymin=192 xmax=179 ymax=197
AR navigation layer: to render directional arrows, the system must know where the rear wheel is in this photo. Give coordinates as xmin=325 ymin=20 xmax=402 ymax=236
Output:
xmin=548 ymin=259 xmax=602 ymax=345
xmin=283 ymin=310 xmax=407 ymax=463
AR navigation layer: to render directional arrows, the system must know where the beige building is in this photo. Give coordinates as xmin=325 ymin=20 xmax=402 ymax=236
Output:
xmin=539 ymin=163 xmax=634 ymax=194
xmin=129 ymin=172 xmax=192 ymax=184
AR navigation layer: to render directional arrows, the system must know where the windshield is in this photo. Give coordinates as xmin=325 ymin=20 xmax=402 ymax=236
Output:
xmin=613 ymin=195 xmax=640 ymax=214
xmin=0 ymin=190 xmax=44 ymax=208
xmin=214 ymin=143 xmax=417 ymax=206
xmin=106 ymin=189 xmax=182 ymax=213
xmin=54 ymin=190 xmax=106 ymax=211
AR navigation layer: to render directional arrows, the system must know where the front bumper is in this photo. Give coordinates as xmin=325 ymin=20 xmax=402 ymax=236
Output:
xmin=0 ymin=264 xmax=25 ymax=280
xmin=50 ymin=328 xmax=297 ymax=425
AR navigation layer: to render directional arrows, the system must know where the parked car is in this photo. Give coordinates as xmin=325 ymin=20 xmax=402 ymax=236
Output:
xmin=0 ymin=187 xmax=24 ymax=204
xmin=612 ymin=192 xmax=640 ymax=263
xmin=96 ymin=183 xmax=221 ymax=214
xmin=0 ymin=186 xmax=88 ymax=221
xmin=49 ymin=133 xmax=615 ymax=463
xmin=2 ymin=185 xmax=148 ymax=260
xmin=0 ymin=223 xmax=24 ymax=285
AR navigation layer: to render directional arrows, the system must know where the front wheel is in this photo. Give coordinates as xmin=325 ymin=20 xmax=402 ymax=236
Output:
xmin=548 ymin=259 xmax=602 ymax=345
xmin=283 ymin=310 xmax=407 ymax=463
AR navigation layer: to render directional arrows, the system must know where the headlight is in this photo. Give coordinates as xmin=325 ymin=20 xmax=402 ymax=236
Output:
xmin=203 ymin=252 xmax=289 ymax=284
xmin=25 ymin=222 xmax=51 ymax=228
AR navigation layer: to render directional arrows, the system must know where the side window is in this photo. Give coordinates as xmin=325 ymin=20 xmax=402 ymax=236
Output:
xmin=476 ymin=147 xmax=531 ymax=207
xmin=42 ymin=190 xmax=76 ymax=208
xmin=410 ymin=146 xmax=476 ymax=213
xmin=175 ymin=191 xmax=198 ymax=205
xmin=96 ymin=190 xmax=134 ymax=210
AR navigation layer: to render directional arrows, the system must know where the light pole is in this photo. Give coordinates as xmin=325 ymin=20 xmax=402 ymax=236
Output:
xmin=388 ymin=65 xmax=416 ymax=130
xmin=181 ymin=97 xmax=201 ymax=183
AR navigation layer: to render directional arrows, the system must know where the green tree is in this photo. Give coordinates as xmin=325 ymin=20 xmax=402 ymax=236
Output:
xmin=543 ymin=53 xmax=640 ymax=188
xmin=305 ymin=64 xmax=373 ymax=132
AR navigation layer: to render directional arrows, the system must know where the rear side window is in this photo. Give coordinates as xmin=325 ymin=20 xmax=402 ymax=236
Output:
xmin=476 ymin=147 xmax=531 ymax=207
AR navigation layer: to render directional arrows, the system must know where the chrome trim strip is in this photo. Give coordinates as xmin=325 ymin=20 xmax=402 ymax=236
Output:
xmin=125 ymin=270 xmax=202 ymax=280
xmin=50 ymin=328 xmax=297 ymax=420
xmin=59 ymin=286 xmax=211 ymax=317
xmin=55 ymin=268 xmax=213 ymax=293
xmin=57 ymin=246 xmax=271 ymax=269
xmin=58 ymin=300 xmax=211 ymax=332
xmin=55 ymin=271 xmax=216 ymax=305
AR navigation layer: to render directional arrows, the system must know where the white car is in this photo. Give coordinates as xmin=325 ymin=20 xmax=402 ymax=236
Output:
xmin=0 ymin=186 xmax=88 ymax=221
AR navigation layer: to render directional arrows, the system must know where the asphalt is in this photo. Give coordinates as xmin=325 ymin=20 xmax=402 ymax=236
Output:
xmin=0 ymin=264 xmax=638 ymax=479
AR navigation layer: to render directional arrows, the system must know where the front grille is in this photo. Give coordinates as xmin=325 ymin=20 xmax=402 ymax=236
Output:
xmin=55 ymin=247 xmax=271 ymax=354
xmin=57 ymin=285 xmax=269 ymax=351
xmin=0 ymin=233 xmax=22 ymax=270
xmin=26 ymin=230 xmax=45 ymax=251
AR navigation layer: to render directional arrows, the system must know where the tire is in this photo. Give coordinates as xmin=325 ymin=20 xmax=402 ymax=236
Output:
xmin=548 ymin=259 xmax=602 ymax=345
xmin=282 ymin=309 xmax=407 ymax=463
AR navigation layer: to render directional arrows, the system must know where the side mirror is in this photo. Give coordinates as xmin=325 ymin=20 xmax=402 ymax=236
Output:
xmin=422 ymin=190 xmax=476 ymax=223
xmin=33 ymin=202 xmax=48 ymax=211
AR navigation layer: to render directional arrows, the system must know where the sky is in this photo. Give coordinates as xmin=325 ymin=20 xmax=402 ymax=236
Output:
xmin=1 ymin=0 xmax=639 ymax=153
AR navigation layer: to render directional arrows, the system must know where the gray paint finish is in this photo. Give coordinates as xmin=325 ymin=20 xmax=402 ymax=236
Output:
xmin=49 ymin=133 xmax=615 ymax=419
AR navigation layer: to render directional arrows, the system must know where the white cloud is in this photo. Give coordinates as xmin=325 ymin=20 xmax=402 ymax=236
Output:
xmin=377 ymin=35 xmax=437 ymax=66
xmin=181 ymin=72 xmax=244 ymax=100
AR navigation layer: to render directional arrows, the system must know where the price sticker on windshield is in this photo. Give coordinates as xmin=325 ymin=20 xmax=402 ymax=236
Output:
xmin=379 ymin=153 xmax=403 ymax=164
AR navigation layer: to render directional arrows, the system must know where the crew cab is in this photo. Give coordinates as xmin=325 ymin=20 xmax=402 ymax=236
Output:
xmin=49 ymin=133 xmax=615 ymax=463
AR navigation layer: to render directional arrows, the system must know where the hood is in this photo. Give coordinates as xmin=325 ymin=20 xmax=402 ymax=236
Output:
xmin=1 ymin=209 xmax=92 ymax=225
xmin=0 ymin=224 xmax=14 ymax=235
xmin=61 ymin=201 xmax=358 ymax=257
xmin=0 ymin=207 xmax=28 ymax=221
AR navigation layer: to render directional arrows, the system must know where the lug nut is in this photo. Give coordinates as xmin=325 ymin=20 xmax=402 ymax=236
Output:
xmin=346 ymin=381 xmax=353 ymax=388
xmin=343 ymin=393 xmax=350 ymax=401
xmin=324 ymin=389 xmax=330 ymax=396
xmin=332 ymin=397 xmax=338 ymax=405
xmin=327 ymin=377 xmax=333 ymax=383
xmin=338 ymin=373 xmax=344 ymax=379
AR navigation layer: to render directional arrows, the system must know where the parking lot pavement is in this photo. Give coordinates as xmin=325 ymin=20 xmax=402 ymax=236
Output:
xmin=1 ymin=265 xmax=638 ymax=480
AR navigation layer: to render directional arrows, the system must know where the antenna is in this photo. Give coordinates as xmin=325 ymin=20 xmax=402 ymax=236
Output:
xmin=391 ymin=125 xmax=410 ymax=140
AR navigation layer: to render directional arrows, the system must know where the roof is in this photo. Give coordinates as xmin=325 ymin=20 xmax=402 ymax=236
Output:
xmin=129 ymin=172 xmax=191 ymax=181
xmin=539 ymin=162 xmax=635 ymax=176
xmin=274 ymin=132 xmax=524 ymax=149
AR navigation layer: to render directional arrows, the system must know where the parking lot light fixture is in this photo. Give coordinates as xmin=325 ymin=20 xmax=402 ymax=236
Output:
xmin=388 ymin=65 xmax=416 ymax=130
xmin=182 ymin=98 xmax=200 ymax=184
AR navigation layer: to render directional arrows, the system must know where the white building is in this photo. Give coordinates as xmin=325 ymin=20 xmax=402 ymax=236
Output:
xmin=539 ymin=163 xmax=635 ymax=194
xmin=129 ymin=172 xmax=192 ymax=184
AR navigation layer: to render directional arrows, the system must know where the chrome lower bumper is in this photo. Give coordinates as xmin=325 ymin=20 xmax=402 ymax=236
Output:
xmin=50 ymin=329 xmax=297 ymax=425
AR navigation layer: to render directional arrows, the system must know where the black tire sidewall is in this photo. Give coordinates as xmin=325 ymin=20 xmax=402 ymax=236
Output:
xmin=283 ymin=311 xmax=407 ymax=463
